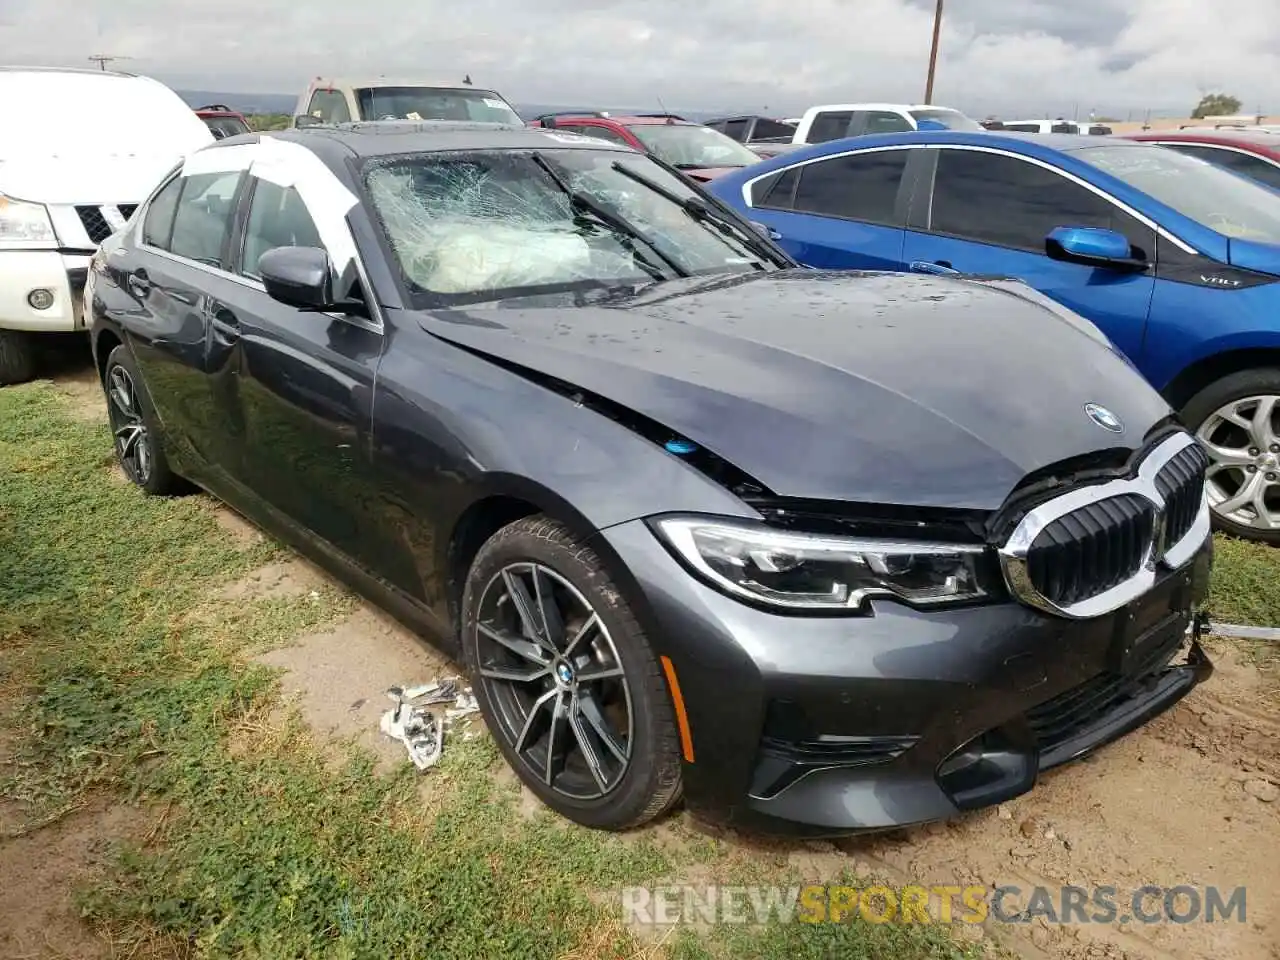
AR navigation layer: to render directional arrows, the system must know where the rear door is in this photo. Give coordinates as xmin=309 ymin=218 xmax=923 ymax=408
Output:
xmin=126 ymin=167 xmax=249 ymax=486
xmin=213 ymin=174 xmax=388 ymax=571
xmin=744 ymin=147 xmax=917 ymax=270
xmin=901 ymin=147 xmax=1157 ymax=360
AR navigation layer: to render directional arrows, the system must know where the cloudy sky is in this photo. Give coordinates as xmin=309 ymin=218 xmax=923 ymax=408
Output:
xmin=1 ymin=0 xmax=1277 ymax=117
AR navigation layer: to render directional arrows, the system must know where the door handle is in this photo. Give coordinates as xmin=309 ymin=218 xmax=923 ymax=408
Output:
xmin=127 ymin=270 xmax=150 ymax=298
xmin=909 ymin=260 xmax=959 ymax=275
xmin=208 ymin=304 xmax=241 ymax=346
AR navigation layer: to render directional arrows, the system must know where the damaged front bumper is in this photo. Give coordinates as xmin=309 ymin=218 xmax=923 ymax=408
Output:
xmin=598 ymin=519 xmax=1215 ymax=837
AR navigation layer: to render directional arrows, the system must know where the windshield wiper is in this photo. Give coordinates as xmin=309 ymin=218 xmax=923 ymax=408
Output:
xmin=529 ymin=151 xmax=689 ymax=280
xmin=610 ymin=160 xmax=783 ymax=267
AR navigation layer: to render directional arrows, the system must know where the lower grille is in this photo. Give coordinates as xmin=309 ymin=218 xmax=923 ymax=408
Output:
xmin=751 ymin=735 xmax=917 ymax=798
xmin=1026 ymin=494 xmax=1155 ymax=606
xmin=1026 ymin=633 xmax=1183 ymax=751
xmin=1155 ymin=443 xmax=1210 ymax=552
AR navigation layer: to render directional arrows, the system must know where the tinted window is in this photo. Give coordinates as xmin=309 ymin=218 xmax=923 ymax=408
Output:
xmin=723 ymin=119 xmax=750 ymax=142
xmin=168 ymin=171 xmax=242 ymax=266
xmin=240 ymin=179 xmax=323 ymax=278
xmin=930 ymin=150 xmax=1145 ymax=252
xmin=1051 ymin=122 xmax=1077 ymax=134
xmin=859 ymin=111 xmax=913 ymax=134
xmin=756 ymin=167 xmax=800 ymax=209
xmin=807 ymin=111 xmax=853 ymax=143
xmin=1003 ymin=123 xmax=1041 ymax=133
xmin=1077 ymin=144 xmax=1280 ymax=244
xmin=142 ymin=176 xmax=182 ymax=250
xmin=306 ymin=89 xmax=350 ymax=124
xmin=203 ymin=116 xmax=250 ymax=139
xmin=750 ymin=119 xmax=798 ymax=142
xmin=1164 ymin=144 xmax=1280 ymax=190
xmin=791 ymin=150 xmax=908 ymax=224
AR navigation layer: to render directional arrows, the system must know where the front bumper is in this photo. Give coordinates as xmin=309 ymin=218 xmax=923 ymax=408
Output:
xmin=0 ymin=250 xmax=91 ymax=332
xmin=598 ymin=520 xmax=1214 ymax=837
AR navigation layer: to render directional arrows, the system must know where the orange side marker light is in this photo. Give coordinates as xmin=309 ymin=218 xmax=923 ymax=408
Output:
xmin=659 ymin=655 xmax=695 ymax=763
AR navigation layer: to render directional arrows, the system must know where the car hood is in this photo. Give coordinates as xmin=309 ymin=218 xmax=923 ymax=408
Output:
xmin=0 ymin=152 xmax=194 ymax=204
xmin=416 ymin=270 xmax=1172 ymax=510
xmin=1226 ymin=236 xmax=1280 ymax=277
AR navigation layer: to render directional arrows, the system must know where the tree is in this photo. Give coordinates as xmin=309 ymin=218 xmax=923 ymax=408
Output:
xmin=1191 ymin=93 xmax=1243 ymax=118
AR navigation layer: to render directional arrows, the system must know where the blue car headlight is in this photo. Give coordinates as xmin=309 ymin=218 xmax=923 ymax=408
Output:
xmin=651 ymin=516 xmax=990 ymax=611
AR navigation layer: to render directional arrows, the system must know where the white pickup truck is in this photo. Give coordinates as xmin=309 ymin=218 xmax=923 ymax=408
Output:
xmin=789 ymin=103 xmax=983 ymax=144
xmin=0 ymin=67 xmax=212 ymax=384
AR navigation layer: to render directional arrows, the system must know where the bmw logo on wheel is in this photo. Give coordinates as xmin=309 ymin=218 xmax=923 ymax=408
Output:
xmin=1084 ymin=403 xmax=1125 ymax=434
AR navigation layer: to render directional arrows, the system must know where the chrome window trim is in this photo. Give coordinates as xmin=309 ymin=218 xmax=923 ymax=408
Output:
xmin=999 ymin=431 xmax=1211 ymax=620
xmin=133 ymin=175 xmax=385 ymax=336
xmin=739 ymin=142 xmax=1200 ymax=255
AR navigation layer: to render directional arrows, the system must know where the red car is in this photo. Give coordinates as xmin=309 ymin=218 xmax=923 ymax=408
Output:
xmin=195 ymin=104 xmax=251 ymax=140
xmin=1122 ymin=130 xmax=1280 ymax=190
xmin=527 ymin=112 xmax=761 ymax=182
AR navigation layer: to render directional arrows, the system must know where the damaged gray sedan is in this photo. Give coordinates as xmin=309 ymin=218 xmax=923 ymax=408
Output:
xmin=87 ymin=122 xmax=1213 ymax=836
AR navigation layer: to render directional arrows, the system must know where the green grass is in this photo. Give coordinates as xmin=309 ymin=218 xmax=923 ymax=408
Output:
xmin=1206 ymin=534 xmax=1280 ymax=628
xmin=0 ymin=381 xmax=983 ymax=959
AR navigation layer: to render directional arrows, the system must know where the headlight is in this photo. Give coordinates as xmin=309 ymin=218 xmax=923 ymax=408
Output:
xmin=0 ymin=195 xmax=57 ymax=247
xmin=652 ymin=516 xmax=990 ymax=611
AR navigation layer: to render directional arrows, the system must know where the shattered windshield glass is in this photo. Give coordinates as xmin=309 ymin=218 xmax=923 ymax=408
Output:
xmin=625 ymin=124 xmax=763 ymax=169
xmin=355 ymin=87 xmax=522 ymax=125
xmin=363 ymin=148 xmax=770 ymax=304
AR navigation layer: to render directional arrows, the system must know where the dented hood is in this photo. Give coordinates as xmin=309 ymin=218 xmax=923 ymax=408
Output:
xmin=416 ymin=270 xmax=1172 ymax=510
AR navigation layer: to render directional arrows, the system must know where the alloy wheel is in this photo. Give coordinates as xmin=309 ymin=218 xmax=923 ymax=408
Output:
xmin=1195 ymin=394 xmax=1280 ymax=531
xmin=106 ymin=364 xmax=152 ymax=485
xmin=474 ymin=562 xmax=633 ymax=800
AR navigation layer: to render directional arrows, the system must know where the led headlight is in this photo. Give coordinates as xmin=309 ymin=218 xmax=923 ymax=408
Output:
xmin=652 ymin=516 xmax=990 ymax=611
xmin=0 ymin=195 xmax=56 ymax=248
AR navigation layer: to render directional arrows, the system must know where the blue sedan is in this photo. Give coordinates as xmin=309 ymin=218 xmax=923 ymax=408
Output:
xmin=707 ymin=130 xmax=1280 ymax=542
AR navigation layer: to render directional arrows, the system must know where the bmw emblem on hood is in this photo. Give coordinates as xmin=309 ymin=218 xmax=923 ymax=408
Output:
xmin=1084 ymin=403 xmax=1124 ymax=434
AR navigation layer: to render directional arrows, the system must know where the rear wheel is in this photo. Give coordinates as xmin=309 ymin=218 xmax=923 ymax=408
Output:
xmin=0 ymin=329 xmax=37 ymax=386
xmin=1182 ymin=369 xmax=1280 ymax=544
xmin=461 ymin=516 xmax=683 ymax=830
xmin=103 ymin=345 xmax=185 ymax=496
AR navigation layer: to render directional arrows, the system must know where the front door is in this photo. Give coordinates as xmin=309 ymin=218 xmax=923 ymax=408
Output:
xmin=902 ymin=148 xmax=1157 ymax=362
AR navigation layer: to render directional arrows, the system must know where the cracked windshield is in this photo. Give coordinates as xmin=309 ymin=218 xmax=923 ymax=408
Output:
xmin=364 ymin=149 xmax=766 ymax=301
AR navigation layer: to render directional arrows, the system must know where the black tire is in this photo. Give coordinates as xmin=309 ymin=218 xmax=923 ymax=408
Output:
xmin=0 ymin=329 xmax=37 ymax=386
xmin=1180 ymin=368 xmax=1280 ymax=545
xmin=103 ymin=344 xmax=185 ymax=496
xmin=461 ymin=515 xmax=683 ymax=830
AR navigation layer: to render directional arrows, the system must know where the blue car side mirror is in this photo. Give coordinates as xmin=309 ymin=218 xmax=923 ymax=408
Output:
xmin=1045 ymin=226 xmax=1149 ymax=272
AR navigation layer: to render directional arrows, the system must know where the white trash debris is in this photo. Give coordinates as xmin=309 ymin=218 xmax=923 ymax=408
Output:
xmin=378 ymin=676 xmax=480 ymax=770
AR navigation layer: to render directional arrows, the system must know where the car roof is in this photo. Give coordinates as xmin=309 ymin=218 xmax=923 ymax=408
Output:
xmin=0 ymin=64 xmax=134 ymax=77
xmin=306 ymin=77 xmax=495 ymax=92
xmin=581 ymin=115 xmax=695 ymax=126
xmin=233 ymin=121 xmax=638 ymax=158
xmin=1124 ymin=130 xmax=1280 ymax=153
xmin=804 ymin=103 xmax=959 ymax=113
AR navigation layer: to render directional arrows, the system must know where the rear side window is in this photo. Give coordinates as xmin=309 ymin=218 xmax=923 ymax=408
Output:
xmin=807 ymin=111 xmax=854 ymax=143
xmin=1003 ymin=123 xmax=1041 ymax=133
xmin=859 ymin=111 xmax=913 ymax=135
xmin=790 ymin=150 xmax=909 ymax=224
xmin=240 ymin=179 xmax=323 ymax=278
xmin=751 ymin=119 xmax=798 ymax=142
xmin=753 ymin=167 xmax=800 ymax=209
xmin=142 ymin=176 xmax=182 ymax=250
xmin=168 ymin=171 xmax=243 ymax=266
xmin=929 ymin=150 xmax=1148 ymax=253
xmin=723 ymin=119 xmax=750 ymax=142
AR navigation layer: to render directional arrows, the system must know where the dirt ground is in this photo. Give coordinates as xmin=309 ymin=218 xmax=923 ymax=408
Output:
xmin=2 ymin=359 xmax=1277 ymax=960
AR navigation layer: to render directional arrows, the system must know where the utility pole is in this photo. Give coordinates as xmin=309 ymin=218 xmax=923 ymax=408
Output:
xmin=923 ymin=0 xmax=944 ymax=104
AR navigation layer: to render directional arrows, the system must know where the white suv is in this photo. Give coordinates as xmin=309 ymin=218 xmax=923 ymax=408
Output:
xmin=0 ymin=67 xmax=212 ymax=384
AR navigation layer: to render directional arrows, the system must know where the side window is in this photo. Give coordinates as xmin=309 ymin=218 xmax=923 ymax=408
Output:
xmin=142 ymin=175 xmax=183 ymax=250
xmin=1051 ymin=122 xmax=1078 ymax=134
xmin=806 ymin=111 xmax=854 ymax=143
xmin=1004 ymin=123 xmax=1040 ymax=133
xmin=752 ymin=119 xmax=798 ymax=141
xmin=168 ymin=171 xmax=243 ymax=266
xmin=307 ymin=89 xmax=351 ymax=124
xmin=929 ymin=150 xmax=1151 ymax=254
xmin=240 ymin=179 xmax=323 ymax=279
xmin=723 ymin=119 xmax=750 ymax=142
xmin=790 ymin=150 xmax=909 ymax=224
xmin=861 ymin=111 xmax=913 ymax=135
xmin=576 ymin=124 xmax=631 ymax=147
xmin=755 ymin=167 xmax=800 ymax=209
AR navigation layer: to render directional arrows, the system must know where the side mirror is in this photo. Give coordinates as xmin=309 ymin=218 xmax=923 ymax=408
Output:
xmin=1045 ymin=226 xmax=1149 ymax=272
xmin=294 ymin=114 xmax=321 ymax=128
xmin=259 ymin=247 xmax=334 ymax=309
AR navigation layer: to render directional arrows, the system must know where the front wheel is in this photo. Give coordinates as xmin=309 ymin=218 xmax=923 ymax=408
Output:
xmin=461 ymin=516 xmax=683 ymax=830
xmin=1182 ymin=369 xmax=1280 ymax=544
xmin=0 ymin=329 xmax=37 ymax=386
